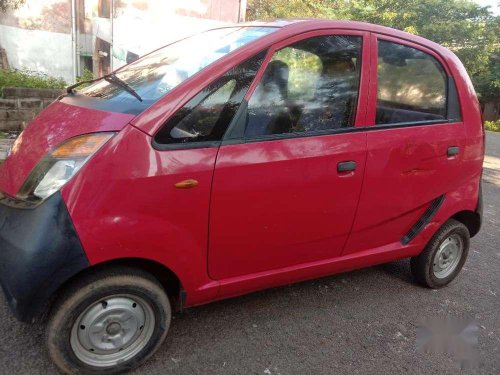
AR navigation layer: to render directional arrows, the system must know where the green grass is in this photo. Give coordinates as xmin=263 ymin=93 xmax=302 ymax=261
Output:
xmin=0 ymin=68 xmax=67 ymax=94
xmin=485 ymin=120 xmax=500 ymax=132
xmin=0 ymin=132 xmax=6 ymax=139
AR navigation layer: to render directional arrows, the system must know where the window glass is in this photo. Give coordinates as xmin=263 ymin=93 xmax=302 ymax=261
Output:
xmin=154 ymin=52 xmax=266 ymax=145
xmin=80 ymin=27 xmax=276 ymax=104
xmin=376 ymin=41 xmax=447 ymax=125
xmin=244 ymin=35 xmax=362 ymax=138
xmin=272 ymin=49 xmax=323 ymax=100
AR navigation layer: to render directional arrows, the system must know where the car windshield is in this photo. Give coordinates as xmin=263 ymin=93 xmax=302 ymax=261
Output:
xmin=79 ymin=27 xmax=277 ymax=104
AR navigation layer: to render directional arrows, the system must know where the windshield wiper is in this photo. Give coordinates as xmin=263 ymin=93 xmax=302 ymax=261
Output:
xmin=66 ymin=73 xmax=143 ymax=102
xmin=66 ymin=76 xmax=103 ymax=93
xmin=104 ymin=73 xmax=143 ymax=102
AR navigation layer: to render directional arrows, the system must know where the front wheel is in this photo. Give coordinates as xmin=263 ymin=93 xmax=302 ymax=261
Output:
xmin=47 ymin=268 xmax=171 ymax=374
xmin=411 ymin=219 xmax=470 ymax=288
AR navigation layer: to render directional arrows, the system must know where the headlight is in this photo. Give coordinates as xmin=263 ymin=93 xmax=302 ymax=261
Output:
xmin=17 ymin=132 xmax=115 ymax=201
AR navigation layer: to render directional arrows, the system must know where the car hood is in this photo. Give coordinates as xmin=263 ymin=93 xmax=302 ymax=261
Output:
xmin=0 ymin=100 xmax=135 ymax=197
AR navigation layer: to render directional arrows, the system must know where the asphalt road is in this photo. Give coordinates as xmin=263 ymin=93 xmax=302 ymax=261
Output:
xmin=1 ymin=132 xmax=499 ymax=375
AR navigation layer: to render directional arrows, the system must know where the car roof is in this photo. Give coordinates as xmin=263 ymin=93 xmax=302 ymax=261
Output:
xmin=233 ymin=19 xmax=447 ymax=54
xmin=236 ymin=19 xmax=310 ymax=28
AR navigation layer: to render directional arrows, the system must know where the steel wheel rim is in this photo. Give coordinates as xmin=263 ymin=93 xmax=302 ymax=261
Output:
xmin=433 ymin=234 xmax=463 ymax=279
xmin=70 ymin=294 xmax=155 ymax=367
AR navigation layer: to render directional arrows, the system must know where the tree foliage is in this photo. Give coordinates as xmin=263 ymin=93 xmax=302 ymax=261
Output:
xmin=247 ymin=0 xmax=499 ymax=101
xmin=0 ymin=0 xmax=26 ymax=12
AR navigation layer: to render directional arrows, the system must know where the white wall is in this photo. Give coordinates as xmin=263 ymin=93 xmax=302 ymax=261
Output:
xmin=0 ymin=24 xmax=73 ymax=82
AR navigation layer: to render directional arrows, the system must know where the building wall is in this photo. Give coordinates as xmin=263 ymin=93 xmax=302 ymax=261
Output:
xmin=0 ymin=0 xmax=245 ymax=83
xmin=92 ymin=0 xmax=244 ymax=75
xmin=0 ymin=0 xmax=74 ymax=82
xmin=0 ymin=24 xmax=73 ymax=82
xmin=0 ymin=87 xmax=62 ymax=131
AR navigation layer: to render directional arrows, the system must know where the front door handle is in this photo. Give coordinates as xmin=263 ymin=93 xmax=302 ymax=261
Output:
xmin=447 ymin=146 xmax=460 ymax=157
xmin=337 ymin=161 xmax=357 ymax=173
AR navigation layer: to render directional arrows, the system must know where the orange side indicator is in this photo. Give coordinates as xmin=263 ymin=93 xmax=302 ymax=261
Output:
xmin=174 ymin=179 xmax=199 ymax=189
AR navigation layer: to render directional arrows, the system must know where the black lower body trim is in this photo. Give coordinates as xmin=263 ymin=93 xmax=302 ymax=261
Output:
xmin=401 ymin=195 xmax=445 ymax=245
xmin=0 ymin=192 xmax=89 ymax=322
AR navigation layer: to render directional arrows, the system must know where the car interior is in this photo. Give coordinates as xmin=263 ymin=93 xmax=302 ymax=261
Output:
xmin=375 ymin=42 xmax=447 ymax=124
xmin=244 ymin=37 xmax=362 ymax=137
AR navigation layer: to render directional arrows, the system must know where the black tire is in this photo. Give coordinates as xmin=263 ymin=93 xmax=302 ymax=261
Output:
xmin=411 ymin=219 xmax=470 ymax=288
xmin=46 ymin=267 xmax=171 ymax=374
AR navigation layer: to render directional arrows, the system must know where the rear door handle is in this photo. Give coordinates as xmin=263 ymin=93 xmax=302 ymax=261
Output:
xmin=337 ymin=161 xmax=357 ymax=173
xmin=447 ymin=146 xmax=460 ymax=157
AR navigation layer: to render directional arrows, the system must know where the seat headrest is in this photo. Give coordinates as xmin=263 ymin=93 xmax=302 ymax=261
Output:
xmin=261 ymin=60 xmax=289 ymax=99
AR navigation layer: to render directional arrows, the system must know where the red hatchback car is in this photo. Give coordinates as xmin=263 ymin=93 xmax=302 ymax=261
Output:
xmin=0 ymin=20 xmax=483 ymax=374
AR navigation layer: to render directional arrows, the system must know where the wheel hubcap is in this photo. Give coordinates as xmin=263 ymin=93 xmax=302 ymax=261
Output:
xmin=433 ymin=234 xmax=463 ymax=279
xmin=70 ymin=295 xmax=155 ymax=367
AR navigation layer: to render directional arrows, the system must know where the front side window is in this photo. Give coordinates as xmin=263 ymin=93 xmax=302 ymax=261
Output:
xmin=244 ymin=35 xmax=362 ymax=138
xmin=154 ymin=52 xmax=266 ymax=145
xmin=80 ymin=27 xmax=276 ymax=105
xmin=376 ymin=41 xmax=447 ymax=125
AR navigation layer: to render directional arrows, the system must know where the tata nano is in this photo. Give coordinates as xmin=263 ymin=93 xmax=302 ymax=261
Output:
xmin=0 ymin=20 xmax=484 ymax=374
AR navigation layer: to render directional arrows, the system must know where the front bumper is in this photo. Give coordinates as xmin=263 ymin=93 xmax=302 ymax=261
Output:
xmin=0 ymin=192 xmax=89 ymax=322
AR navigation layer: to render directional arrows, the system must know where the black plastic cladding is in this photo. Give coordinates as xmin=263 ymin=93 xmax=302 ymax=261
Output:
xmin=0 ymin=192 xmax=89 ymax=322
xmin=401 ymin=195 xmax=445 ymax=245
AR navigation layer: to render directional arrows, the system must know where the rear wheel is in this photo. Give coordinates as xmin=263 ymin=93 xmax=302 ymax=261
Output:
xmin=411 ymin=219 xmax=470 ymax=288
xmin=47 ymin=268 xmax=171 ymax=374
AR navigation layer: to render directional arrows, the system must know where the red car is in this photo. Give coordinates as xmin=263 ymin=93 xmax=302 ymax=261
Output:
xmin=0 ymin=20 xmax=484 ymax=374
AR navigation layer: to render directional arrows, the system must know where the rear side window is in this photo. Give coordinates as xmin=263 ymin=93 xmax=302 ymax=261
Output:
xmin=376 ymin=41 xmax=447 ymax=125
xmin=154 ymin=51 xmax=266 ymax=146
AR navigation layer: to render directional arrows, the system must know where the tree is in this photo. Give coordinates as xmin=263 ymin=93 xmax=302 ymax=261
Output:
xmin=0 ymin=0 xmax=26 ymax=12
xmin=474 ymin=47 xmax=500 ymax=102
xmin=21 ymin=1 xmax=72 ymax=33
xmin=246 ymin=0 xmax=499 ymax=102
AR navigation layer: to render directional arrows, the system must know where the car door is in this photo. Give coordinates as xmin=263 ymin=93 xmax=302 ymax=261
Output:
xmin=208 ymin=30 xmax=370 ymax=280
xmin=343 ymin=34 xmax=466 ymax=255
